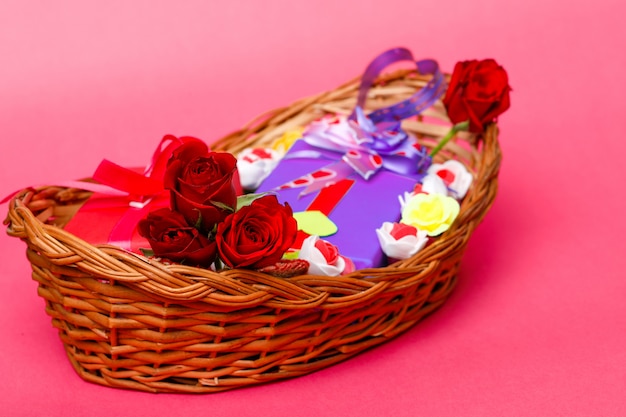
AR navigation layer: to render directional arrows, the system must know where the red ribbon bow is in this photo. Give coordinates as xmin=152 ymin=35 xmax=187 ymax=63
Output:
xmin=93 ymin=135 xmax=196 ymax=203
xmin=73 ymin=135 xmax=199 ymax=250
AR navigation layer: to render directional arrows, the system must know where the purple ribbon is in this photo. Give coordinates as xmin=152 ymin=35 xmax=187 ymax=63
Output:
xmin=276 ymin=48 xmax=445 ymax=195
xmin=349 ymin=47 xmax=446 ymax=124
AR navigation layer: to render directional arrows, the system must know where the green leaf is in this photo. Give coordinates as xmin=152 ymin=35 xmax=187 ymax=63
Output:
xmin=293 ymin=210 xmax=338 ymax=237
xmin=236 ymin=192 xmax=272 ymax=211
xmin=139 ymin=248 xmax=155 ymax=258
xmin=282 ymin=250 xmax=300 ymax=260
xmin=210 ymin=200 xmax=235 ymax=213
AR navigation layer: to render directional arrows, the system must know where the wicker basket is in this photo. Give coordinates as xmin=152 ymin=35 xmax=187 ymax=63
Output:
xmin=4 ymin=67 xmax=501 ymax=393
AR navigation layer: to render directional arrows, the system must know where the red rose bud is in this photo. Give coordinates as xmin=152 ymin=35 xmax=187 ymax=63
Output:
xmin=443 ymin=59 xmax=511 ymax=133
xmin=389 ymin=222 xmax=418 ymax=240
xmin=138 ymin=208 xmax=217 ymax=267
xmin=163 ymin=139 xmax=238 ymax=232
xmin=216 ymin=195 xmax=297 ymax=269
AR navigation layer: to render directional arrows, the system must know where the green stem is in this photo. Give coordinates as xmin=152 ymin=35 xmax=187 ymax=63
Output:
xmin=429 ymin=121 xmax=470 ymax=157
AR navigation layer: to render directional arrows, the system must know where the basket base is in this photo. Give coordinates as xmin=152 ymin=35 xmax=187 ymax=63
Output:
xmin=56 ymin=275 xmax=457 ymax=394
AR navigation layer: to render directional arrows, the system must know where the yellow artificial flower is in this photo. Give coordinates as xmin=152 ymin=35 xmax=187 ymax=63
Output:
xmin=401 ymin=193 xmax=460 ymax=236
xmin=272 ymin=128 xmax=304 ymax=153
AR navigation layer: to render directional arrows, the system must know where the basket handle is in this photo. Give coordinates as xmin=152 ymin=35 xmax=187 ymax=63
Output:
xmin=349 ymin=47 xmax=446 ymax=124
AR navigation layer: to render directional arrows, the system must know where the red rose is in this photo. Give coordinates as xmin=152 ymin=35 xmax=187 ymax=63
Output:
xmin=164 ymin=139 xmax=238 ymax=232
xmin=138 ymin=208 xmax=217 ymax=267
xmin=443 ymin=59 xmax=511 ymax=133
xmin=216 ymin=195 xmax=297 ymax=269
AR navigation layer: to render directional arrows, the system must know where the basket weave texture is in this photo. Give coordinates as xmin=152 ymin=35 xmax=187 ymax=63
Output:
xmin=5 ymin=68 xmax=501 ymax=393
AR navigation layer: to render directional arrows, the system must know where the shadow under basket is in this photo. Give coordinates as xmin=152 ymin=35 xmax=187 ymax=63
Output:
xmin=5 ymin=69 xmax=502 ymax=393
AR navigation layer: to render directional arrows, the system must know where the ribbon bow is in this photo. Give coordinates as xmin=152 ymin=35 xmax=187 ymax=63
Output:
xmin=91 ymin=134 xmax=196 ymax=205
xmin=54 ymin=135 xmax=197 ymax=250
xmin=1 ymin=135 xmax=192 ymax=206
xmin=275 ymin=48 xmax=445 ymax=196
xmin=86 ymin=135 xmax=207 ymax=249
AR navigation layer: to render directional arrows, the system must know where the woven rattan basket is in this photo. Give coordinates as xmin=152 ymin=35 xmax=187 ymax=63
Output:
xmin=4 ymin=66 xmax=501 ymax=393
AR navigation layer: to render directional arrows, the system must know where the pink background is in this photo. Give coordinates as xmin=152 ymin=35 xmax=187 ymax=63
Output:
xmin=1 ymin=0 xmax=625 ymax=415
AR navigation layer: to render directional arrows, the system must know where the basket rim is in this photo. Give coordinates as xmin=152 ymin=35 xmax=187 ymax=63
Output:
xmin=4 ymin=69 xmax=502 ymax=309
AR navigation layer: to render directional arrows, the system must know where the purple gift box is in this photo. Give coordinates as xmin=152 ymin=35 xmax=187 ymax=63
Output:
xmin=257 ymin=139 xmax=420 ymax=269
xmin=256 ymin=49 xmax=445 ymax=270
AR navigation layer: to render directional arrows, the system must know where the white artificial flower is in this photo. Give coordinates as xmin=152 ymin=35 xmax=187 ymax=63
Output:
xmin=421 ymin=174 xmax=449 ymax=195
xmin=398 ymin=191 xmax=414 ymax=211
xmin=298 ymin=235 xmax=349 ymax=276
xmin=427 ymin=159 xmax=473 ymax=199
xmin=376 ymin=221 xmax=429 ymax=260
xmin=237 ymin=148 xmax=282 ymax=191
